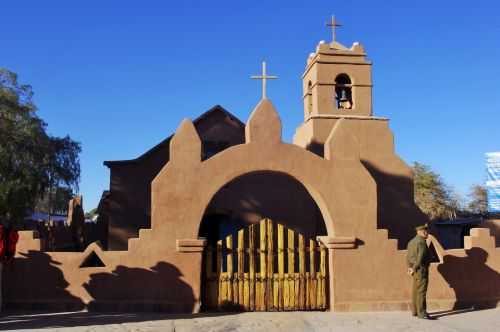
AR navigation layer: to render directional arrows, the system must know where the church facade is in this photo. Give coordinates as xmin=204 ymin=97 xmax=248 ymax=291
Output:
xmin=4 ymin=30 xmax=500 ymax=312
xmin=99 ymin=38 xmax=422 ymax=251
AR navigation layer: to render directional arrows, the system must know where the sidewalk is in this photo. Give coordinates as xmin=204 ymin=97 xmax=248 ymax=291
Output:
xmin=0 ymin=308 xmax=499 ymax=332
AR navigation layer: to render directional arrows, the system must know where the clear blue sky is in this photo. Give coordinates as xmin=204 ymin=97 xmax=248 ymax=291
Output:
xmin=2 ymin=1 xmax=499 ymax=211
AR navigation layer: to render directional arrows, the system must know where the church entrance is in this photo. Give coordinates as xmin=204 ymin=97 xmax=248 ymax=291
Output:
xmin=199 ymin=171 xmax=329 ymax=311
xmin=203 ymin=218 xmax=328 ymax=311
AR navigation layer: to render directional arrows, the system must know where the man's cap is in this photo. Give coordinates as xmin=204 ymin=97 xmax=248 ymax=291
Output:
xmin=415 ymin=223 xmax=429 ymax=231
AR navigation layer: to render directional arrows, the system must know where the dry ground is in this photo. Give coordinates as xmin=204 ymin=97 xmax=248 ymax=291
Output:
xmin=0 ymin=308 xmax=499 ymax=332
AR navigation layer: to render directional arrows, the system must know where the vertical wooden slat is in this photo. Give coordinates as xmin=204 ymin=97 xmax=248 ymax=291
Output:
xmin=266 ymin=219 xmax=274 ymax=310
xmin=244 ymin=272 xmax=249 ymax=310
xmin=298 ymin=234 xmax=305 ymax=310
xmin=277 ymin=223 xmax=285 ymax=311
xmin=283 ymin=272 xmax=289 ymax=310
xmin=320 ymin=243 xmax=327 ymax=309
xmin=305 ymin=271 xmax=310 ymax=310
xmin=256 ymin=275 xmax=261 ymax=310
xmin=309 ymin=239 xmax=317 ymax=310
xmin=259 ymin=219 xmax=267 ymax=311
xmin=233 ymin=271 xmax=238 ymax=307
xmin=238 ymin=228 xmax=245 ymax=307
xmin=294 ymin=272 xmax=300 ymax=309
xmin=217 ymin=240 xmax=224 ymax=307
xmin=287 ymin=229 xmax=295 ymax=310
xmin=273 ymin=273 xmax=278 ymax=310
xmin=226 ymin=234 xmax=233 ymax=304
xmin=249 ymin=224 xmax=256 ymax=311
xmin=305 ymin=272 xmax=311 ymax=310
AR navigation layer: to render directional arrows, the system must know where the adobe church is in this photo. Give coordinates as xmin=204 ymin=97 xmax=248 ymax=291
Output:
xmin=99 ymin=31 xmax=422 ymax=251
xmin=5 ymin=20 xmax=499 ymax=312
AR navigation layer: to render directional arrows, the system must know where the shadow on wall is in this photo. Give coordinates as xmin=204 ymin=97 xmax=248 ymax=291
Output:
xmin=84 ymin=262 xmax=195 ymax=312
xmin=361 ymin=161 xmax=428 ymax=248
xmin=438 ymin=248 xmax=500 ymax=309
xmin=202 ymin=171 xmax=327 ymax=242
xmin=306 ymin=141 xmax=324 ymax=158
xmin=2 ymin=251 xmax=85 ymax=311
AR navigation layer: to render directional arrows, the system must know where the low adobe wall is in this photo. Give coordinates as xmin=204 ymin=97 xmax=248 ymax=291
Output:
xmin=3 ymin=230 xmax=202 ymax=312
xmin=482 ymin=219 xmax=500 ymax=247
xmin=329 ymin=228 xmax=500 ymax=311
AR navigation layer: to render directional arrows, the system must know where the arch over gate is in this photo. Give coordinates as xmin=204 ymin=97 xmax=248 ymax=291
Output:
xmin=149 ymin=99 xmax=377 ymax=311
xmin=199 ymin=170 xmax=328 ymax=243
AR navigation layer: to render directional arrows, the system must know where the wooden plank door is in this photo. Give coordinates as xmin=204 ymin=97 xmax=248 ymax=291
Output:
xmin=203 ymin=218 xmax=327 ymax=311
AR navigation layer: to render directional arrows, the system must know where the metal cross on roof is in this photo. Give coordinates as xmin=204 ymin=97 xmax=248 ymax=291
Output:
xmin=326 ymin=15 xmax=342 ymax=43
xmin=251 ymin=61 xmax=278 ymax=100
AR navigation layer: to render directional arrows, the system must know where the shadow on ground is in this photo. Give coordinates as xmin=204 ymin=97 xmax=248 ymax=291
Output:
xmin=430 ymin=307 xmax=477 ymax=319
xmin=0 ymin=311 xmax=239 ymax=330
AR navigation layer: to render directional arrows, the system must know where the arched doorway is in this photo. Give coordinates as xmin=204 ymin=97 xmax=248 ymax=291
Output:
xmin=199 ymin=171 xmax=329 ymax=311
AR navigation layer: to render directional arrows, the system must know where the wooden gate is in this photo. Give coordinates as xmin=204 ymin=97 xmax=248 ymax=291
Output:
xmin=203 ymin=218 xmax=328 ymax=311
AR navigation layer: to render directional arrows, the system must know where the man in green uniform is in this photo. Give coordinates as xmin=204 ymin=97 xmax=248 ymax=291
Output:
xmin=406 ymin=224 xmax=433 ymax=319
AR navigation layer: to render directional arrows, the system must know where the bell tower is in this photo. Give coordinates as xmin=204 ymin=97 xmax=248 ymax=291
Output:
xmin=296 ymin=17 xmax=426 ymax=249
xmin=295 ymin=17 xmax=374 ymax=154
xmin=302 ymin=17 xmax=372 ymax=118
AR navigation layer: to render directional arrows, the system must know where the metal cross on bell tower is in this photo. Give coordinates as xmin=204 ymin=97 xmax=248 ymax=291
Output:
xmin=326 ymin=15 xmax=342 ymax=43
xmin=251 ymin=61 xmax=278 ymax=100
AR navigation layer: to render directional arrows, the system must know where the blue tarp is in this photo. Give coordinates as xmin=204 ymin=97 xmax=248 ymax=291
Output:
xmin=26 ymin=211 xmax=67 ymax=222
xmin=486 ymin=152 xmax=500 ymax=213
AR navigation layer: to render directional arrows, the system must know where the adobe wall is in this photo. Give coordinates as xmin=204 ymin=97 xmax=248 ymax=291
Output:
xmin=329 ymin=228 xmax=500 ymax=311
xmin=4 ymin=99 xmax=377 ymax=312
xmin=295 ymin=116 xmax=426 ymax=246
xmin=5 ymin=229 xmax=202 ymax=312
xmin=105 ymin=153 xmax=169 ymax=250
xmin=482 ymin=219 xmax=500 ymax=247
xmin=6 ymin=99 xmax=498 ymax=313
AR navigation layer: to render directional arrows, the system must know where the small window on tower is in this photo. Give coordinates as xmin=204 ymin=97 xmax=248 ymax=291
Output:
xmin=307 ymin=81 xmax=313 ymax=114
xmin=335 ymin=74 xmax=353 ymax=110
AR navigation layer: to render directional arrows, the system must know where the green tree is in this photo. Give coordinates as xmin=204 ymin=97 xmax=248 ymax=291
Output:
xmin=412 ymin=162 xmax=460 ymax=221
xmin=467 ymin=184 xmax=488 ymax=215
xmin=0 ymin=68 xmax=81 ymax=227
xmin=43 ymin=135 xmax=81 ymax=221
xmin=35 ymin=186 xmax=74 ymax=216
xmin=84 ymin=208 xmax=98 ymax=220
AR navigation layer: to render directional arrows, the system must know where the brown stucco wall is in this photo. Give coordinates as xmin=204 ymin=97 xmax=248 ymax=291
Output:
xmin=106 ymin=162 xmax=159 ymax=250
xmin=295 ymin=116 xmax=426 ymax=247
xmin=483 ymin=219 xmax=500 ymax=247
xmin=330 ymin=228 xmax=500 ymax=311
xmin=4 ymin=100 xmax=499 ymax=312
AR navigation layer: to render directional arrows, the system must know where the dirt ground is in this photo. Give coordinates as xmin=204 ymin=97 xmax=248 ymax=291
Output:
xmin=0 ymin=308 xmax=499 ymax=332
